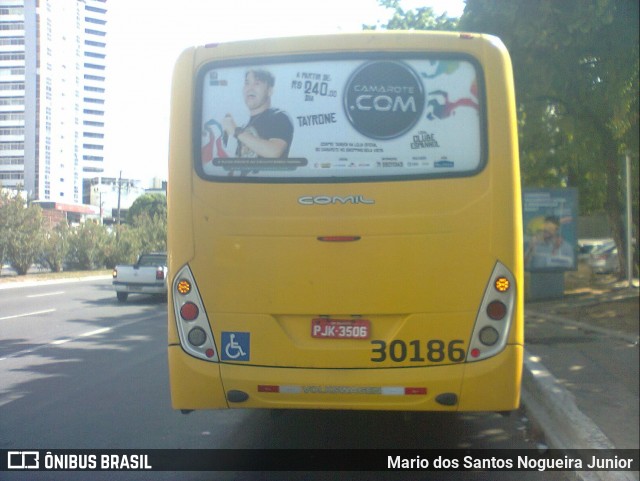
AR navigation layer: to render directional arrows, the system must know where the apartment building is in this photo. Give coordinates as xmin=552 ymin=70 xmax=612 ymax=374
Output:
xmin=0 ymin=0 xmax=107 ymax=204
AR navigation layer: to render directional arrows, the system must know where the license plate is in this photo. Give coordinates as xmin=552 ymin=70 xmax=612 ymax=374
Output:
xmin=311 ymin=318 xmax=371 ymax=339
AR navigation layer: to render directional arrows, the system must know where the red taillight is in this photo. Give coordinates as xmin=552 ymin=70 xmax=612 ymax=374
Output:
xmin=487 ymin=301 xmax=507 ymax=320
xmin=156 ymin=268 xmax=165 ymax=280
xmin=172 ymin=265 xmax=218 ymax=362
xmin=467 ymin=262 xmax=516 ymax=362
xmin=180 ymin=302 xmax=199 ymax=321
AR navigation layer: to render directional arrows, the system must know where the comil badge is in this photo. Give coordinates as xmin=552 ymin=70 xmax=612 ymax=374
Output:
xmin=344 ymin=61 xmax=425 ymax=140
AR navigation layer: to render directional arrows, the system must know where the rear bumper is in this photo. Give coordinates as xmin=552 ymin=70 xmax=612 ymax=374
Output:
xmin=113 ymin=281 xmax=166 ymax=295
xmin=168 ymin=345 xmax=522 ymax=412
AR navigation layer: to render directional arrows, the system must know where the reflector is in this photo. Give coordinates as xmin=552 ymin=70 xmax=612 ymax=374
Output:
xmin=258 ymin=385 xmax=280 ymax=393
xmin=404 ymin=387 xmax=427 ymax=395
xmin=479 ymin=326 xmax=499 ymax=346
xmin=188 ymin=327 xmax=206 ymax=347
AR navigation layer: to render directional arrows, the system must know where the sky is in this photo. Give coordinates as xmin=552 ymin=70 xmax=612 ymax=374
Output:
xmin=104 ymin=0 xmax=465 ymax=184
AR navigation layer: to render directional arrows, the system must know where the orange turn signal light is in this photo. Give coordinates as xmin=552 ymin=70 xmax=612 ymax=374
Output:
xmin=177 ymin=279 xmax=191 ymax=295
xmin=494 ymin=276 xmax=510 ymax=292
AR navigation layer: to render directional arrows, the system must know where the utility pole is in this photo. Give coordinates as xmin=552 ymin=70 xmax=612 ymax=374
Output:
xmin=117 ymin=170 xmax=122 ymax=227
xmin=624 ymin=153 xmax=634 ymax=288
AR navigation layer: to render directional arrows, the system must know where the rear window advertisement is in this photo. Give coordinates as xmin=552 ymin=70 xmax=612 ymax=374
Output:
xmin=199 ymin=58 xmax=482 ymax=179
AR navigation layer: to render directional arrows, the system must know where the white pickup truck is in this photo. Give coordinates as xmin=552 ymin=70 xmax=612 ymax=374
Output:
xmin=112 ymin=252 xmax=168 ymax=302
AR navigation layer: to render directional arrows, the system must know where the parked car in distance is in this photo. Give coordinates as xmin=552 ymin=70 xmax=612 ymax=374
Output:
xmin=112 ymin=252 xmax=168 ymax=302
xmin=588 ymin=241 xmax=619 ymax=274
xmin=578 ymin=238 xmax=613 ymax=261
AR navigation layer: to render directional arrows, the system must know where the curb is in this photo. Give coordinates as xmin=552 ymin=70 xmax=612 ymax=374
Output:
xmin=521 ymin=351 xmax=638 ymax=481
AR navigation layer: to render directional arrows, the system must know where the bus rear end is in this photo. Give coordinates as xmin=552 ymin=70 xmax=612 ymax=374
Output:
xmin=168 ymin=32 xmax=523 ymax=412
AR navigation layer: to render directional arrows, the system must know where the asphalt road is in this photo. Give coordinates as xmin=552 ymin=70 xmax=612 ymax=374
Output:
xmin=0 ymin=278 xmax=572 ymax=481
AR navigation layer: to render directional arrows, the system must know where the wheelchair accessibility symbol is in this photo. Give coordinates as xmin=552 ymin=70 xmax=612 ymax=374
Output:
xmin=221 ymin=332 xmax=250 ymax=361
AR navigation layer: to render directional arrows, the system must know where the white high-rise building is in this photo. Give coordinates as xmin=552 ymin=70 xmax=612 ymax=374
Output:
xmin=81 ymin=0 xmax=107 ymax=176
xmin=0 ymin=0 xmax=107 ymax=204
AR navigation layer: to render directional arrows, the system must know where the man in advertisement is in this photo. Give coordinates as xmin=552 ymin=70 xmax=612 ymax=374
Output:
xmin=525 ymin=215 xmax=574 ymax=270
xmin=222 ymin=69 xmax=294 ymax=159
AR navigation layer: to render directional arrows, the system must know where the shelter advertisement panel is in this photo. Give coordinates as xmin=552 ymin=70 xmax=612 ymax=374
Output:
xmin=523 ymin=188 xmax=578 ymax=272
xmin=197 ymin=56 xmax=483 ymax=180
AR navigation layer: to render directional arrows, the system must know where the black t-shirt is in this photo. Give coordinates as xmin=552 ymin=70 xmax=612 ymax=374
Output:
xmin=236 ymin=108 xmax=294 ymax=158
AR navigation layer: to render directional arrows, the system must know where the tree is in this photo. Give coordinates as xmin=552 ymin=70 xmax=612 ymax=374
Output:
xmin=134 ymin=212 xmax=167 ymax=253
xmin=364 ymin=0 xmax=459 ymax=31
xmin=459 ymin=0 xmax=639 ymax=278
xmin=103 ymin=225 xmax=142 ymax=268
xmin=0 ymin=189 xmax=11 ymax=275
xmin=370 ymin=0 xmax=639 ymax=277
xmin=125 ymin=193 xmax=167 ymax=254
xmin=127 ymin=193 xmax=167 ymax=226
xmin=42 ymin=221 xmax=70 ymax=272
xmin=0 ymin=190 xmax=45 ymax=275
xmin=66 ymin=221 xmax=110 ymax=270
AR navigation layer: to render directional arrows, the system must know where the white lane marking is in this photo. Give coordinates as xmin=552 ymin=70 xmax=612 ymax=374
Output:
xmin=0 ymin=313 xmax=157 ymax=361
xmin=0 ymin=309 xmax=56 ymax=321
xmin=0 ymin=275 xmax=111 ymax=290
xmin=1 ymin=329 xmax=109 ymax=359
xmin=80 ymin=327 xmax=111 ymax=337
xmin=26 ymin=291 xmax=65 ymax=298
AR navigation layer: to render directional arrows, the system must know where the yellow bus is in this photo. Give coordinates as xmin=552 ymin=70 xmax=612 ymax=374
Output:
xmin=168 ymin=31 xmax=523 ymax=413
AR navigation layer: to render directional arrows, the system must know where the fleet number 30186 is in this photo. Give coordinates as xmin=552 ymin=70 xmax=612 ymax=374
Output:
xmin=370 ymin=339 xmax=466 ymax=363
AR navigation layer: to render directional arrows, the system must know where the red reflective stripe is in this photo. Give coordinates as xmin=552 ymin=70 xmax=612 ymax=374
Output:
xmin=257 ymin=385 xmax=279 ymax=393
xmin=405 ymin=387 xmax=427 ymax=395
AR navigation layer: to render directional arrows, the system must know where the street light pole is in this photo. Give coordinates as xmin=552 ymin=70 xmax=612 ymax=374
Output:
xmin=117 ymin=170 xmax=122 ymax=227
xmin=624 ymin=153 xmax=634 ymax=288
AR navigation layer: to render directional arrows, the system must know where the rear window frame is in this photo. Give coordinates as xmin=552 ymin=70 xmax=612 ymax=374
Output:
xmin=193 ymin=51 xmax=488 ymax=184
